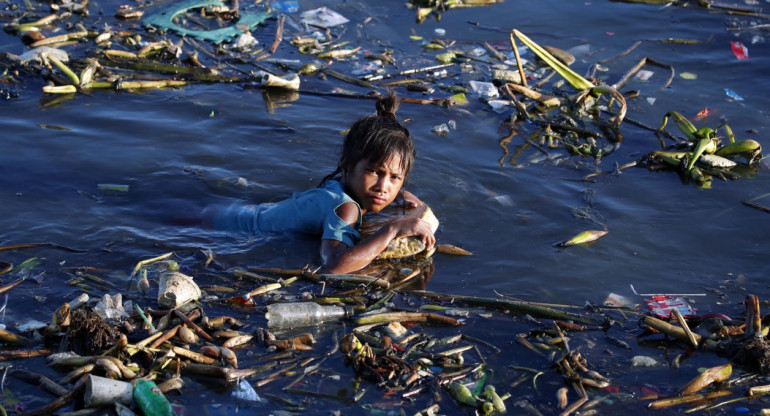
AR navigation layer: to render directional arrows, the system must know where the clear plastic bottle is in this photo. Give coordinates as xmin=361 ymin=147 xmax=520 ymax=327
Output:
xmin=266 ymin=302 xmax=352 ymax=329
xmin=133 ymin=378 xmax=175 ymax=416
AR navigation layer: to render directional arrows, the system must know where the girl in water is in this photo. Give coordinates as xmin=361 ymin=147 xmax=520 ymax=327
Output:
xmin=207 ymin=91 xmax=435 ymax=273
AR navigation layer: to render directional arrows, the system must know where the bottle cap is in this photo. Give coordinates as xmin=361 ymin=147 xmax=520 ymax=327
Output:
xmin=343 ymin=306 xmax=354 ymax=318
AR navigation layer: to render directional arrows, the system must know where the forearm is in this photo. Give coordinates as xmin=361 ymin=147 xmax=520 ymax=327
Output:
xmin=323 ymin=225 xmax=398 ymax=274
xmin=401 ymin=190 xmax=424 ymax=207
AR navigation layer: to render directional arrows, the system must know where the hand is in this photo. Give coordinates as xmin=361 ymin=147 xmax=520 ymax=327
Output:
xmin=400 ymin=190 xmax=425 ymax=209
xmin=393 ymin=218 xmax=436 ymax=250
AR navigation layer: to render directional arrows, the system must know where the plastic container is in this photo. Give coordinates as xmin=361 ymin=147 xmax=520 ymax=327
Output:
xmin=266 ymin=302 xmax=352 ymax=329
xmin=84 ymin=375 xmax=133 ymax=408
xmin=133 ymin=379 xmax=175 ymax=416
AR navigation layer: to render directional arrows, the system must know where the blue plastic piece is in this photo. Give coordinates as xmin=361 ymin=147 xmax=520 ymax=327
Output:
xmin=724 ymin=88 xmax=744 ymax=101
xmin=143 ymin=0 xmax=269 ymax=43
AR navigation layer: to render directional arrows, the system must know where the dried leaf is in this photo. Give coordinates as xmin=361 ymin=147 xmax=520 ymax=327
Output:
xmin=557 ymin=230 xmax=608 ymax=247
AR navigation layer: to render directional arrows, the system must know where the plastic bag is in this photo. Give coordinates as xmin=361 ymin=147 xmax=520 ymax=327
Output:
xmin=300 ymin=7 xmax=349 ymax=28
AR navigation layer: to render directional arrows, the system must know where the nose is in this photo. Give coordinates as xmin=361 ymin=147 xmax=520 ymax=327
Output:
xmin=374 ymin=175 xmax=388 ymax=192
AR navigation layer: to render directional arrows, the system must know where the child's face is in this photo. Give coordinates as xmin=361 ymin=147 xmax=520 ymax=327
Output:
xmin=345 ymin=155 xmax=405 ymax=213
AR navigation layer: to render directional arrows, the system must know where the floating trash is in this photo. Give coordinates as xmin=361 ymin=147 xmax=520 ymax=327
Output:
xmin=143 ymin=0 xmax=269 ymax=43
xmin=468 ymin=80 xmax=499 ymax=99
xmin=724 ymin=88 xmax=744 ymax=101
xmin=299 ymin=7 xmax=349 ymax=28
xmin=730 ymin=41 xmax=749 ymax=60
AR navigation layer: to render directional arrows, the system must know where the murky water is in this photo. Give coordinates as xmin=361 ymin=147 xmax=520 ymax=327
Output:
xmin=2 ymin=0 xmax=770 ymax=414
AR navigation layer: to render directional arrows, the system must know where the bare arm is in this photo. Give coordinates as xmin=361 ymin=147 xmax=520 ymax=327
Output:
xmin=320 ymin=202 xmax=435 ymax=274
xmin=400 ymin=190 xmax=425 ymax=209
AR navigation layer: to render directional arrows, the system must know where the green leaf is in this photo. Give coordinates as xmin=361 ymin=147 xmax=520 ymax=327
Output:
xmin=513 ymin=29 xmax=594 ymax=90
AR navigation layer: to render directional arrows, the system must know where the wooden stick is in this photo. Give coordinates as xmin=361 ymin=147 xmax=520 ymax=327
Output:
xmin=270 ymin=14 xmax=285 ymax=54
xmin=0 ymin=327 xmax=32 ymax=346
xmin=642 ymin=315 xmax=703 ymax=345
xmin=19 ymin=374 xmax=87 ymax=416
xmin=171 ymin=346 xmax=215 ymax=364
xmin=0 ymin=242 xmax=88 ymax=253
xmin=0 ymin=277 xmax=25 ymax=295
xmin=671 ymin=309 xmax=699 ymax=348
xmin=174 ymin=309 xmax=213 ymax=341
xmin=149 ymin=324 xmax=181 ymax=349
xmin=742 ymin=201 xmax=770 ymax=214
xmin=483 ymin=41 xmax=507 ymax=62
xmin=0 ymin=349 xmax=53 ymax=361
xmin=746 ymin=294 xmax=762 ymax=339
xmin=354 ymin=312 xmax=462 ymax=326
xmin=11 ymin=369 xmax=69 ymax=396
xmin=505 ymin=82 xmax=560 ymax=106
xmin=508 ymin=30 xmax=527 ymax=88
xmin=413 ymin=290 xmax=601 ymax=324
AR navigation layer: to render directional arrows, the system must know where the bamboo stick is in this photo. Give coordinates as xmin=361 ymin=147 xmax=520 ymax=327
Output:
xmin=0 ymin=277 xmax=25 ymax=294
xmin=0 ymin=349 xmax=52 ymax=361
xmin=413 ymin=291 xmax=601 ymax=324
xmin=746 ymin=294 xmax=762 ymax=339
xmin=181 ymin=362 xmax=259 ymax=382
xmin=354 ymin=312 xmax=462 ymax=326
xmin=508 ymin=30 xmax=527 ymax=88
xmin=171 ymin=346 xmax=215 ymax=364
xmin=505 ymin=82 xmax=560 ymax=107
xmin=672 ymin=309 xmax=699 ymax=348
xmin=0 ymin=327 xmax=32 ymax=346
xmin=642 ymin=315 xmax=703 ymax=345
xmin=29 ymin=30 xmax=88 ymax=48
xmin=11 ymin=370 xmax=69 ymax=397
xmin=270 ymin=14 xmax=285 ymax=54
xmin=174 ymin=309 xmax=213 ymax=341
xmin=149 ymin=324 xmax=181 ymax=349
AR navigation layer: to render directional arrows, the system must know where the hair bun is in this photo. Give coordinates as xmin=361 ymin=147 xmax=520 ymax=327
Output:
xmin=376 ymin=90 xmax=401 ymax=120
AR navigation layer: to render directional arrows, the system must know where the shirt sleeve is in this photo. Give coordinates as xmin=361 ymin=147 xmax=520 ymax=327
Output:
xmin=322 ymin=205 xmax=361 ymax=247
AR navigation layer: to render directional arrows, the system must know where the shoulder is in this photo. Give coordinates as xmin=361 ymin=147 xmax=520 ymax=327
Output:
xmin=334 ymin=201 xmax=360 ymax=225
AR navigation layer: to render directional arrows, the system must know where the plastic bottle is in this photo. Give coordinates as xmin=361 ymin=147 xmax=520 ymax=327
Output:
xmin=133 ymin=379 xmax=175 ymax=416
xmin=265 ymin=302 xmax=352 ymax=329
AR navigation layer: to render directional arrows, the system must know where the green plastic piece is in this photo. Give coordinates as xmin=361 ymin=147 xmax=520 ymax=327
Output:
xmin=143 ymin=0 xmax=269 ymax=43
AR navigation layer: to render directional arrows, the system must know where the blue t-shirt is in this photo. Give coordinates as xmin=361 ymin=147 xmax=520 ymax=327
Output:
xmin=209 ymin=180 xmax=362 ymax=247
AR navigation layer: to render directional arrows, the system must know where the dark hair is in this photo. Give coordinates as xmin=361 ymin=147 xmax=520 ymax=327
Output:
xmin=320 ymin=91 xmax=416 ymax=185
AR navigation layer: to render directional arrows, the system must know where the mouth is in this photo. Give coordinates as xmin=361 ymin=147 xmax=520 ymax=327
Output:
xmin=371 ymin=195 xmax=388 ymax=205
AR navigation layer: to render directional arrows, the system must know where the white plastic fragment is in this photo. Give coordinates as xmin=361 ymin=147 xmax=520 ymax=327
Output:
xmin=635 ymin=70 xmax=654 ymax=81
xmin=232 ymin=379 xmax=261 ymax=402
xmin=158 ymin=272 xmax=201 ymax=309
xmin=233 ymin=32 xmax=258 ymax=50
xmin=431 ymin=123 xmax=450 ymax=137
xmin=487 ymin=99 xmax=511 ymax=113
xmin=468 ymin=80 xmax=499 ymax=99
xmin=19 ymin=47 xmax=69 ymax=64
xmin=16 ymin=319 xmax=48 ymax=332
xmin=261 ymin=72 xmax=300 ymax=90
xmin=69 ymin=293 xmax=90 ymax=310
xmin=631 ymin=355 xmax=658 ymax=367
xmin=385 ymin=322 xmax=408 ymax=339
xmin=300 ymin=7 xmax=349 ymax=28
xmin=94 ymin=294 xmax=129 ymax=321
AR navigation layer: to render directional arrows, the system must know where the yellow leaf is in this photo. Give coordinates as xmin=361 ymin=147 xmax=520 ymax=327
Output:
xmin=558 ymin=230 xmax=608 ymax=247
